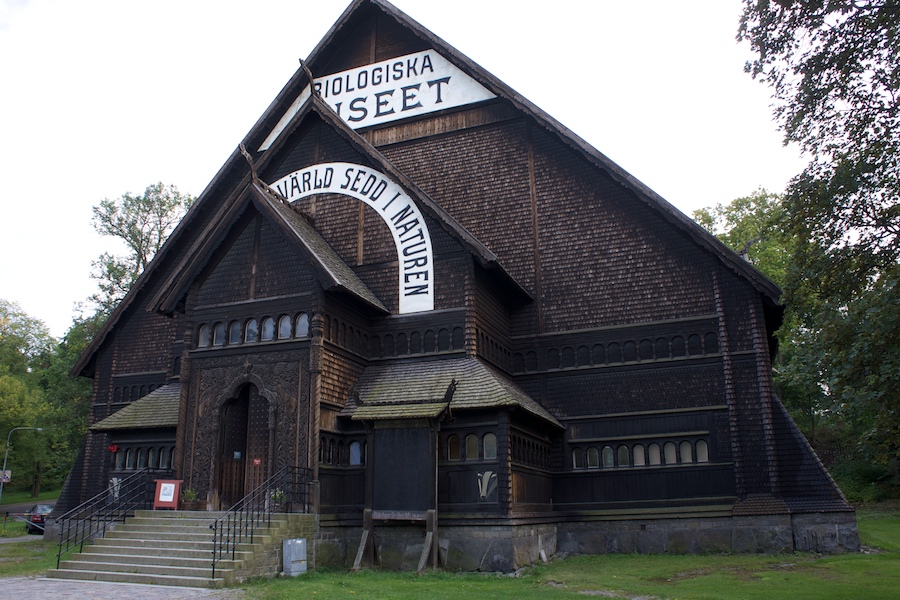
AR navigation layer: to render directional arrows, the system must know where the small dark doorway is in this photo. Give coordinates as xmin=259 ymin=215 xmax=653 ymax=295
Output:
xmin=217 ymin=384 xmax=269 ymax=508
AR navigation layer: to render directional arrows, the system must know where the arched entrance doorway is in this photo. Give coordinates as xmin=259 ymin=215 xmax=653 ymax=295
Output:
xmin=217 ymin=384 xmax=269 ymax=508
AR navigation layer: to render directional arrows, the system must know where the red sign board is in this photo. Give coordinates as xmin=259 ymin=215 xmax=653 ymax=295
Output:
xmin=153 ymin=479 xmax=182 ymax=510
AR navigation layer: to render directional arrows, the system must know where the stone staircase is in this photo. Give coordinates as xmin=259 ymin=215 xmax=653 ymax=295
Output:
xmin=47 ymin=510 xmax=316 ymax=588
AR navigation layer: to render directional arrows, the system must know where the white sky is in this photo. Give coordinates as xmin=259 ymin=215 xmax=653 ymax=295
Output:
xmin=0 ymin=0 xmax=805 ymax=338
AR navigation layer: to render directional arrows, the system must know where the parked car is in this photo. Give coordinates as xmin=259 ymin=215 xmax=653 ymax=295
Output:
xmin=25 ymin=504 xmax=52 ymax=534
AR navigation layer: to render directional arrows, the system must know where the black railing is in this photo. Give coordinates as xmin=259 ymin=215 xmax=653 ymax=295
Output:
xmin=55 ymin=468 xmax=174 ymax=567
xmin=210 ymin=465 xmax=310 ymax=579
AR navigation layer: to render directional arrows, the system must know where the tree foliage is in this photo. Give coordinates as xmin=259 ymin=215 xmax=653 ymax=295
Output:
xmin=0 ymin=299 xmax=52 ymax=379
xmin=693 ymin=188 xmax=792 ymax=287
xmin=739 ymin=0 xmax=900 ymax=296
xmin=90 ymin=182 xmax=194 ymax=314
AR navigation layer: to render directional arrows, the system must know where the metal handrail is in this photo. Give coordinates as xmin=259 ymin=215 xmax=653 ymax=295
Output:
xmin=210 ymin=465 xmax=310 ymax=579
xmin=55 ymin=467 xmax=174 ymax=567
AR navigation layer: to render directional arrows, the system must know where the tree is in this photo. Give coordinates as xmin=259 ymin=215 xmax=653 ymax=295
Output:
xmin=693 ymin=188 xmax=792 ymax=287
xmin=0 ymin=299 xmax=53 ymax=378
xmin=90 ymin=182 xmax=194 ymax=314
xmin=738 ymin=0 xmax=900 ymax=296
xmin=0 ymin=301 xmax=52 ymax=495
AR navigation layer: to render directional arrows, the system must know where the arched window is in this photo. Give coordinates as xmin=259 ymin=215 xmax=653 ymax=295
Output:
xmin=115 ymin=449 xmax=125 ymax=470
xmin=696 ymin=440 xmax=709 ymax=463
xmin=136 ymin=448 xmax=147 ymax=469
xmin=197 ymin=324 xmax=210 ymax=348
xmin=447 ymin=435 xmax=460 ymax=461
xmin=572 ymin=447 xmax=585 ymax=469
xmin=465 ymin=434 xmax=479 ymax=460
xmin=245 ymin=318 xmax=258 ymax=343
xmin=648 ymin=443 xmax=661 ymax=465
xmin=617 ymin=445 xmax=630 ymax=467
xmin=261 ymin=317 xmax=275 ymax=341
xmin=680 ymin=441 xmax=694 ymax=463
xmin=633 ymin=444 xmax=646 ymax=466
xmin=664 ymin=442 xmax=677 ymax=464
xmin=350 ymin=441 xmax=363 ymax=465
xmin=159 ymin=447 xmax=170 ymax=470
xmin=148 ymin=447 xmax=158 ymax=469
xmin=295 ymin=313 xmax=310 ymax=338
xmin=601 ymin=446 xmax=615 ymax=468
xmin=278 ymin=315 xmax=292 ymax=339
xmin=586 ymin=446 xmax=600 ymax=468
xmin=125 ymin=448 xmax=135 ymax=469
xmin=483 ymin=433 xmax=497 ymax=460
xmin=229 ymin=321 xmax=242 ymax=345
xmin=213 ymin=322 xmax=226 ymax=346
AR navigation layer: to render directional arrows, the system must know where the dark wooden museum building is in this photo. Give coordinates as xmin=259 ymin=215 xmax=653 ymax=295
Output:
xmin=61 ymin=0 xmax=858 ymax=570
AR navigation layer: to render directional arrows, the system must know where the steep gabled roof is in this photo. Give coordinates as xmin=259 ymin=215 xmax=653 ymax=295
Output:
xmin=148 ymin=180 xmax=388 ymax=315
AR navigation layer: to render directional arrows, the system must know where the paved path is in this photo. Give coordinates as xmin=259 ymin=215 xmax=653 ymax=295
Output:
xmin=0 ymin=577 xmax=246 ymax=599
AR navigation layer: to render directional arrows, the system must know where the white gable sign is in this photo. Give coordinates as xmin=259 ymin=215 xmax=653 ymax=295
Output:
xmin=269 ymin=163 xmax=434 ymax=314
xmin=259 ymin=50 xmax=495 ymax=151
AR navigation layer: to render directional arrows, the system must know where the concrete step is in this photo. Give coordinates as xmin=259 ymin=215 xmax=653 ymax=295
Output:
xmin=126 ymin=517 xmax=219 ymax=528
xmin=46 ymin=568 xmax=225 ymax=588
xmin=92 ymin=537 xmax=215 ymax=552
xmin=134 ymin=510 xmax=228 ymax=519
xmin=104 ymin=529 xmax=215 ymax=542
xmin=57 ymin=558 xmax=232 ymax=580
xmin=118 ymin=523 xmax=219 ymax=534
xmin=83 ymin=542 xmax=253 ymax=561
xmin=68 ymin=552 xmax=242 ymax=570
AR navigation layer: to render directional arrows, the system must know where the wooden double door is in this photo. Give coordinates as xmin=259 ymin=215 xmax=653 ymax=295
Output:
xmin=217 ymin=384 xmax=269 ymax=508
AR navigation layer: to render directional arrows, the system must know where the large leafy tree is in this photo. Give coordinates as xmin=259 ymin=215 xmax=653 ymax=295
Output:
xmin=90 ymin=182 xmax=194 ymax=314
xmin=739 ymin=0 xmax=900 ymax=295
xmin=0 ymin=299 xmax=53 ymax=378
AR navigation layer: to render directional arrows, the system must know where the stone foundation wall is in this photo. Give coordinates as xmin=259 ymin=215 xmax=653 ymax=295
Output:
xmin=315 ymin=512 xmax=859 ymax=572
xmin=792 ymin=512 xmax=860 ymax=553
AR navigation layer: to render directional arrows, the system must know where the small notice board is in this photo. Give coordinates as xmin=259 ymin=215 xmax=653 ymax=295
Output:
xmin=153 ymin=479 xmax=182 ymax=510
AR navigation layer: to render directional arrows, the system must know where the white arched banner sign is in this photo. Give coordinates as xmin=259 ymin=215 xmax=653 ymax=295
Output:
xmin=269 ymin=162 xmax=434 ymax=314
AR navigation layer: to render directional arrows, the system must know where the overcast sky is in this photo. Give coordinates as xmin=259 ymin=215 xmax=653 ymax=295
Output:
xmin=0 ymin=0 xmax=805 ymax=337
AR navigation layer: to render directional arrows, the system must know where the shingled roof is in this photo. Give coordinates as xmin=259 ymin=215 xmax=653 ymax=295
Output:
xmin=91 ymin=383 xmax=181 ymax=431
xmin=346 ymin=357 xmax=562 ymax=427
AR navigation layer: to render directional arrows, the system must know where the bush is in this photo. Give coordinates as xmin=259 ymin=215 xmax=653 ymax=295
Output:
xmin=830 ymin=459 xmax=900 ymax=503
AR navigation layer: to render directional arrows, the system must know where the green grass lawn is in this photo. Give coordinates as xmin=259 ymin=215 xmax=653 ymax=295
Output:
xmin=244 ymin=506 xmax=900 ymax=600
xmin=0 ymin=488 xmax=60 ymax=509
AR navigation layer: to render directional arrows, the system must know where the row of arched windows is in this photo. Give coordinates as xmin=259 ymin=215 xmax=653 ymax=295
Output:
xmin=113 ymin=445 xmax=175 ymax=471
xmin=197 ymin=313 xmax=310 ymax=348
xmin=319 ymin=436 xmax=366 ymax=466
xmin=572 ymin=439 xmax=709 ymax=470
xmin=439 ymin=433 xmax=497 ymax=462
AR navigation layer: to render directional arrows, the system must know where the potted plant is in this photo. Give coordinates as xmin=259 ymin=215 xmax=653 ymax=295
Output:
xmin=180 ymin=488 xmax=205 ymax=511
